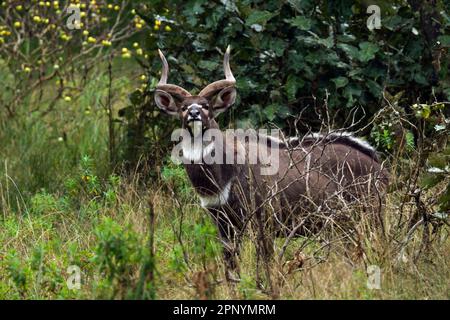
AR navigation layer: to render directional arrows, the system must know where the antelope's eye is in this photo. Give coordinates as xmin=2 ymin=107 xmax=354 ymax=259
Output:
xmin=203 ymin=104 xmax=209 ymax=110
xmin=181 ymin=106 xmax=187 ymax=111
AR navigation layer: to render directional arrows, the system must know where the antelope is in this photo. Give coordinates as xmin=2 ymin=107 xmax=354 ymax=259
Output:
xmin=154 ymin=46 xmax=389 ymax=280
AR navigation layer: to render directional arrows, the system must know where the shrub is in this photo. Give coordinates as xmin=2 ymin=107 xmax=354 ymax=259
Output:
xmin=116 ymin=0 xmax=450 ymax=169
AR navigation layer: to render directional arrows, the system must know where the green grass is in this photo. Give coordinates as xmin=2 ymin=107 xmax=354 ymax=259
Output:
xmin=0 ymin=65 xmax=449 ymax=300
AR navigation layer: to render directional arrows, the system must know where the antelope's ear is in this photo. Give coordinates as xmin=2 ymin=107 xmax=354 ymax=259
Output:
xmin=211 ymin=86 xmax=236 ymax=116
xmin=154 ymin=89 xmax=179 ymax=116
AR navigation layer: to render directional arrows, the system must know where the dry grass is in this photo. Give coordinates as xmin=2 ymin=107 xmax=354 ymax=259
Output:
xmin=3 ymin=172 xmax=447 ymax=300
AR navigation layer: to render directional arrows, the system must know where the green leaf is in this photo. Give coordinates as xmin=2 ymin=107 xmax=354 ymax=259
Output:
xmin=288 ymin=16 xmax=312 ymax=30
xmin=414 ymin=73 xmax=428 ymax=85
xmin=332 ymin=77 xmax=349 ymax=88
xmin=285 ymin=74 xmax=305 ymax=101
xmin=300 ymin=35 xmax=333 ymax=49
xmin=358 ymin=42 xmax=379 ymax=62
xmin=265 ymin=38 xmax=287 ymax=56
xmin=383 ymin=15 xmax=404 ymax=31
xmin=366 ymin=79 xmax=382 ymax=98
xmin=406 ymin=131 xmax=415 ymax=151
xmin=198 ymin=60 xmax=219 ymax=71
xmin=420 ymin=173 xmax=445 ymax=189
xmin=246 ymin=10 xmax=276 ymax=27
xmin=338 ymin=43 xmax=361 ymax=60
xmin=263 ymin=104 xmax=277 ymax=121
xmin=263 ymin=104 xmax=291 ymax=121
xmin=344 ymin=84 xmax=362 ymax=100
xmin=128 ymin=90 xmax=143 ymax=105
xmin=438 ymin=35 xmax=450 ymax=46
xmin=277 ymin=104 xmax=291 ymax=119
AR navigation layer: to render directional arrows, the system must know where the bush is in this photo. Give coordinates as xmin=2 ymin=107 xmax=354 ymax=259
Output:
xmin=93 ymin=216 xmax=147 ymax=299
xmin=113 ymin=0 xmax=450 ymax=170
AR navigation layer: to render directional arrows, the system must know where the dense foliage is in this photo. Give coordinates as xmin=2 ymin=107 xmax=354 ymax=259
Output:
xmin=122 ymin=0 xmax=449 ymax=158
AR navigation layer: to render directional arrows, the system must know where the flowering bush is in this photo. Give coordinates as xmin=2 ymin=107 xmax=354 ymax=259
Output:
xmin=0 ymin=0 xmax=172 ymax=117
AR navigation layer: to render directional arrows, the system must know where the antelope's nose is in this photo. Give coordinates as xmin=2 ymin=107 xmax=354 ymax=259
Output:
xmin=189 ymin=109 xmax=200 ymax=118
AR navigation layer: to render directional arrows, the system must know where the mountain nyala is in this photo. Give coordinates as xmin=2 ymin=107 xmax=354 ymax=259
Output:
xmin=154 ymin=46 xmax=389 ymax=281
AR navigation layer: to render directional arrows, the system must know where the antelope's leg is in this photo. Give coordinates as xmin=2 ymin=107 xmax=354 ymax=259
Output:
xmin=208 ymin=207 xmax=242 ymax=281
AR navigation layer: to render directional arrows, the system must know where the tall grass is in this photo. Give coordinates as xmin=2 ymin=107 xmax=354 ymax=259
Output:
xmin=1 ymin=171 xmax=448 ymax=299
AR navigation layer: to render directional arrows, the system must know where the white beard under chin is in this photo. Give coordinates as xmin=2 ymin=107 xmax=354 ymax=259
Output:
xmin=189 ymin=121 xmax=203 ymax=138
xmin=182 ymin=121 xmax=214 ymax=163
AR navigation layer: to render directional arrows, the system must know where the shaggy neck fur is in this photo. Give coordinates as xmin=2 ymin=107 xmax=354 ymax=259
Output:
xmin=182 ymin=119 xmax=233 ymax=208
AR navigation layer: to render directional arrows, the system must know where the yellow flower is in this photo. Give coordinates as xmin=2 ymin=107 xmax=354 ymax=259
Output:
xmin=87 ymin=37 xmax=96 ymax=43
xmin=140 ymin=75 xmax=147 ymax=81
xmin=64 ymin=96 xmax=72 ymax=102
xmin=136 ymin=48 xmax=143 ymax=56
xmin=33 ymin=16 xmax=42 ymax=23
xmin=24 ymin=67 xmax=32 ymax=73
xmin=155 ymin=20 xmax=161 ymax=26
xmin=165 ymin=25 xmax=172 ymax=32
xmin=153 ymin=25 xmax=159 ymax=31
xmin=133 ymin=42 xmax=139 ymax=48
xmin=16 ymin=5 xmax=23 ymax=11
xmin=121 ymin=47 xmax=129 ymax=53
xmin=83 ymin=30 xmax=89 ymax=36
xmin=135 ymin=23 xmax=143 ymax=29
xmin=102 ymin=40 xmax=112 ymax=46
xmin=14 ymin=21 xmax=21 ymax=28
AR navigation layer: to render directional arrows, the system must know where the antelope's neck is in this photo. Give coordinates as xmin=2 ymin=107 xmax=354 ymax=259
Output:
xmin=182 ymin=129 xmax=237 ymax=208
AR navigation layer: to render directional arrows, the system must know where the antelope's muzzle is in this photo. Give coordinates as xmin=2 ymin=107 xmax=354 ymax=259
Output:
xmin=187 ymin=107 xmax=201 ymax=123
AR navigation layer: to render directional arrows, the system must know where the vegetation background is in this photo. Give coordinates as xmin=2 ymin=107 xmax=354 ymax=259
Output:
xmin=0 ymin=0 xmax=449 ymax=299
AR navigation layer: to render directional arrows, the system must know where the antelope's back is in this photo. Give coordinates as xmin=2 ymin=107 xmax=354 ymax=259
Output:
xmin=250 ymin=133 xmax=389 ymax=212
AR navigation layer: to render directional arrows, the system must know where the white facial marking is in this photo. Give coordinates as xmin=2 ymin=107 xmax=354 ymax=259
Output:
xmin=187 ymin=103 xmax=202 ymax=110
xmin=187 ymin=103 xmax=203 ymax=123
xmin=199 ymin=180 xmax=232 ymax=208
